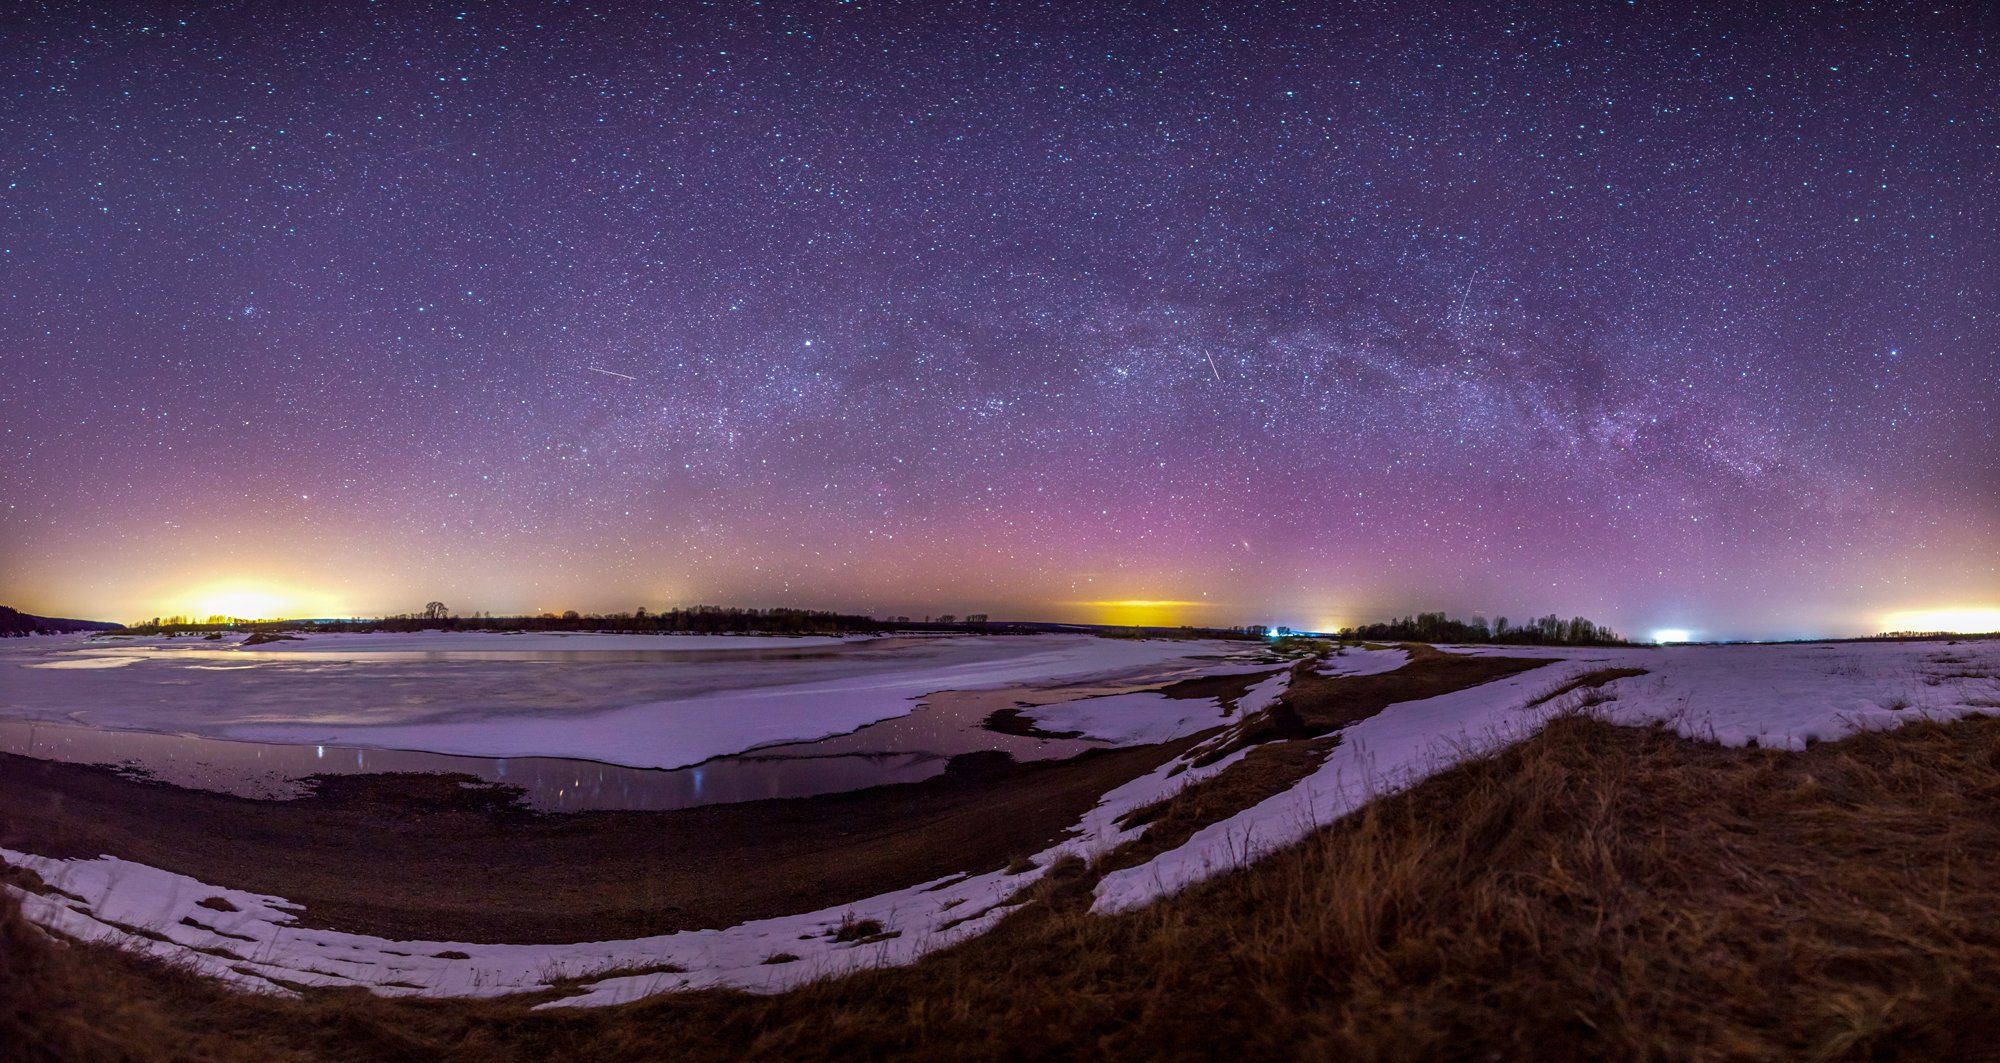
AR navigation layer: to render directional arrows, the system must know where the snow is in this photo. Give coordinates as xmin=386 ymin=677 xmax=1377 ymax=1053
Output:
xmin=23 ymin=655 xmax=145 ymax=669
xmin=1022 ymin=692 xmax=1225 ymax=745
xmin=1315 ymin=646 xmax=1408 ymax=676
xmin=1235 ymin=668 xmax=1293 ymax=714
xmin=1093 ymin=639 xmax=2000 ymax=912
xmin=0 ymin=633 xmax=1251 ymax=770
xmin=1014 ymin=662 xmax=1294 ymax=746
xmin=9 ymin=637 xmax=1995 ymax=1006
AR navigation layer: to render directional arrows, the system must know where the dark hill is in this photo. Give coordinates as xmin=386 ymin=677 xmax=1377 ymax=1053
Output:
xmin=0 ymin=606 xmax=123 ymax=637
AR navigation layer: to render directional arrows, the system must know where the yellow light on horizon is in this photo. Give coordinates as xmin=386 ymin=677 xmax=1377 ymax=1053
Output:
xmin=174 ymin=580 xmax=345 ymax=623
xmin=1078 ymin=599 xmax=1208 ymax=628
xmin=191 ymin=587 xmax=286 ymax=621
xmin=1880 ymin=607 xmax=2000 ymax=635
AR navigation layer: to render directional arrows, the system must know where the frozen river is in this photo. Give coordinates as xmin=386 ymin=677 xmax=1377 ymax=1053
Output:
xmin=0 ymin=630 xmax=1273 ymax=805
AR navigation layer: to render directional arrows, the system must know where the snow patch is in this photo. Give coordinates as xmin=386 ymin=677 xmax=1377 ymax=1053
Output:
xmin=1315 ymin=646 xmax=1408 ymax=677
xmin=1019 ymin=692 xmax=1223 ymax=745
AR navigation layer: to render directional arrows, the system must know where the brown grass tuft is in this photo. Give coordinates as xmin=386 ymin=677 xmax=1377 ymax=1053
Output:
xmin=829 ymin=917 xmax=885 ymax=943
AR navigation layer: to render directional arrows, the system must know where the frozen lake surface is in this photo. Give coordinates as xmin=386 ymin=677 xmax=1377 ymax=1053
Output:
xmin=0 ymin=631 xmax=1273 ymax=800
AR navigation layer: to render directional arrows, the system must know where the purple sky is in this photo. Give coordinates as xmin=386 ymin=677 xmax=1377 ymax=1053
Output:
xmin=2 ymin=3 xmax=1994 ymax=638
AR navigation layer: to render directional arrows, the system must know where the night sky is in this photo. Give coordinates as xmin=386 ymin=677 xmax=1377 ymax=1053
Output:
xmin=2 ymin=3 xmax=1994 ymax=639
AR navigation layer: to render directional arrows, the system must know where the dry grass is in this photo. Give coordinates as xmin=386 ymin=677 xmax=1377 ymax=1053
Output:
xmin=1149 ymin=666 xmax=1283 ymax=709
xmin=1108 ymin=736 xmax=1337 ymax=869
xmin=1191 ymin=643 xmax=1547 ymax=770
xmin=10 ymin=711 xmax=2000 ymax=1059
xmin=1114 ymin=644 xmax=1556 ymax=866
xmin=1228 ymin=644 xmax=1547 ymax=748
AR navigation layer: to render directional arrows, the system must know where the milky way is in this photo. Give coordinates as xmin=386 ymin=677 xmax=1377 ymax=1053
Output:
xmin=1 ymin=3 xmax=1993 ymax=638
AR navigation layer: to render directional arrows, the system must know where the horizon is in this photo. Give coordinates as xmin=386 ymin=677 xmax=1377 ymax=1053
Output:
xmin=2 ymin=5 xmax=1994 ymax=644
xmin=23 ymin=599 xmax=2000 ymax=646
xmin=12 ymin=587 xmax=2000 ymax=643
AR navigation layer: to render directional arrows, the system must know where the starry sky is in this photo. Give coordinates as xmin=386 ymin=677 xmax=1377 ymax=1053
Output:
xmin=1 ymin=2 xmax=1994 ymax=639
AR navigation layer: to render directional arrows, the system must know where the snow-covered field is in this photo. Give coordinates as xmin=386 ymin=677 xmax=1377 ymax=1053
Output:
xmin=0 ymin=631 xmax=1254 ymax=770
xmin=7 ymin=638 xmax=1998 ymax=1006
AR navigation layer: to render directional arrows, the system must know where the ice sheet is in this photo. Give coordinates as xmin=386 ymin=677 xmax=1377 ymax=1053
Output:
xmin=0 ymin=633 xmax=1250 ymax=769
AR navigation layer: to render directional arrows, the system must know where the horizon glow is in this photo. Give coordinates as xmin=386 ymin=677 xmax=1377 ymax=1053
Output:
xmin=1 ymin=6 xmax=1994 ymax=640
xmin=1880 ymin=608 xmax=2000 ymax=636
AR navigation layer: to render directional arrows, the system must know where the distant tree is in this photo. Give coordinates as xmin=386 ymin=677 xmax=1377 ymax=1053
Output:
xmin=561 ymin=610 xmax=581 ymax=621
xmin=422 ymin=601 xmax=449 ymax=621
xmin=936 ymin=615 xmax=956 ymax=624
xmin=967 ymin=613 xmax=990 ymax=624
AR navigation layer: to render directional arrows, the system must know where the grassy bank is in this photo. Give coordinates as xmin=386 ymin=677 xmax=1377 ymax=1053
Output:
xmin=9 ymin=710 xmax=2000 ymax=1059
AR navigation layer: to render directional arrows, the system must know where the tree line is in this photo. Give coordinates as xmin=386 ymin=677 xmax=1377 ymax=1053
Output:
xmin=105 ymin=605 xmax=891 ymax=637
xmin=336 ymin=604 xmax=890 ymax=635
xmin=1339 ymin=611 xmax=1626 ymax=646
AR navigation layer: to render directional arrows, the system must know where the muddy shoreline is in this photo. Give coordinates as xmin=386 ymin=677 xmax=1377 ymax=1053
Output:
xmin=0 ymin=733 xmax=1202 ymax=945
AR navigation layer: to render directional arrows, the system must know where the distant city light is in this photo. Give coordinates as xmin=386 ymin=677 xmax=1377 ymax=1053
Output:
xmin=173 ymin=579 xmax=347 ymax=623
xmin=1880 ymin=607 xmax=2000 ymax=634
xmin=1077 ymin=599 xmax=1206 ymax=628
xmin=193 ymin=586 xmax=286 ymax=621
xmin=1651 ymin=629 xmax=1694 ymax=644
